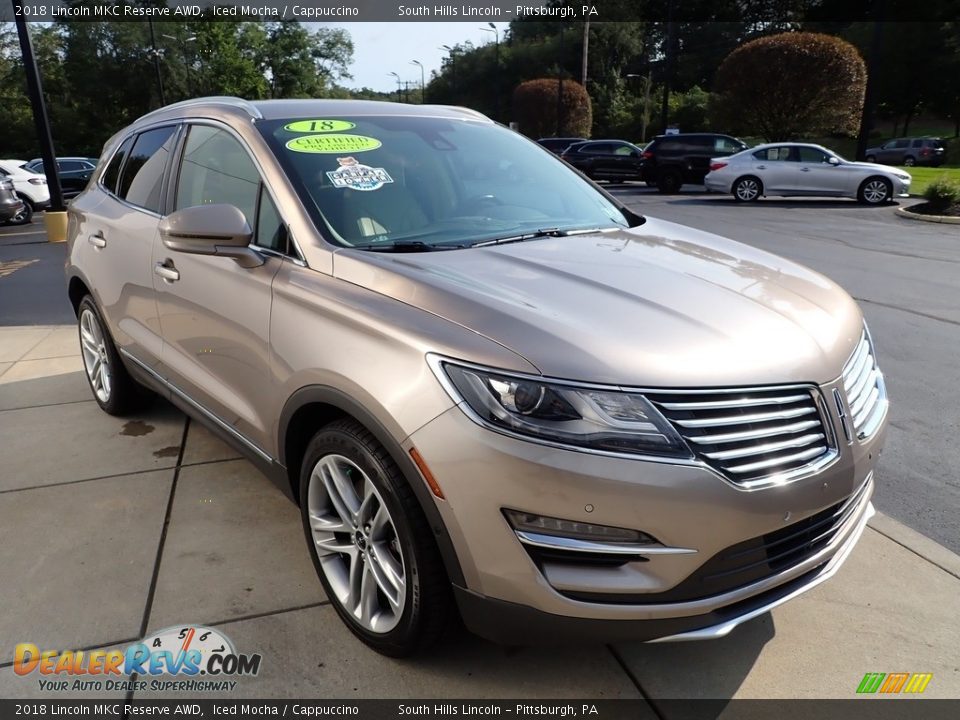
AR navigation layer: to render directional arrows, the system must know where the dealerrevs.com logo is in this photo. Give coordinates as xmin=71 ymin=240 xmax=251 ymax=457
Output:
xmin=14 ymin=625 xmax=261 ymax=693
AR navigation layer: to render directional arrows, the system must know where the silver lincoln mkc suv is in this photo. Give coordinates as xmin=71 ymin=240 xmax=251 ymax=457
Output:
xmin=65 ymin=98 xmax=888 ymax=656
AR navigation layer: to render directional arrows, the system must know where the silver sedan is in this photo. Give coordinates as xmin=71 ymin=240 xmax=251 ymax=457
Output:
xmin=704 ymin=143 xmax=911 ymax=204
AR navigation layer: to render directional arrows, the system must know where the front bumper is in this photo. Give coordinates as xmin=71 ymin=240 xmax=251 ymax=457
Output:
xmin=408 ymin=378 xmax=885 ymax=641
xmin=893 ymin=177 xmax=911 ymax=197
xmin=0 ymin=198 xmax=25 ymax=222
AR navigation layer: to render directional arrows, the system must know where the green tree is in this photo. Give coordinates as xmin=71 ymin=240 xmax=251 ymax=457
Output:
xmin=512 ymin=78 xmax=592 ymax=138
xmin=711 ymin=32 xmax=866 ymax=141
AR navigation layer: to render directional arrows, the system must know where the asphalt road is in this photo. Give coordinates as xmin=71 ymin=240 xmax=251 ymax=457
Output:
xmin=2 ymin=198 xmax=958 ymax=551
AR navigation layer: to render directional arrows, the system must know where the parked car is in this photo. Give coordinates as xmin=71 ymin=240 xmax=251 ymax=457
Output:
xmin=865 ymin=137 xmax=946 ymax=167
xmin=67 ymin=98 xmax=887 ymax=657
xmin=640 ymin=133 xmax=748 ymax=193
xmin=24 ymin=156 xmax=98 ymax=199
xmin=705 ymin=143 xmax=911 ymax=204
xmin=560 ymin=139 xmax=645 ymax=181
xmin=537 ymin=137 xmax=587 ymax=155
xmin=0 ymin=177 xmax=27 ymax=224
xmin=0 ymin=159 xmax=50 ymax=224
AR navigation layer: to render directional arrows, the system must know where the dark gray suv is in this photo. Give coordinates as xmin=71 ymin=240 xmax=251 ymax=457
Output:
xmin=865 ymin=137 xmax=946 ymax=167
xmin=0 ymin=177 xmax=26 ymax=224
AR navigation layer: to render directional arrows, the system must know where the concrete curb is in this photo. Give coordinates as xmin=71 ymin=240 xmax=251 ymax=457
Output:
xmin=894 ymin=204 xmax=960 ymax=224
xmin=868 ymin=511 xmax=960 ymax=581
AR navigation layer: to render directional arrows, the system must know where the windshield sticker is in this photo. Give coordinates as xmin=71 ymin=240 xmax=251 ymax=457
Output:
xmin=284 ymin=119 xmax=356 ymax=133
xmin=326 ymin=157 xmax=394 ymax=191
xmin=286 ymin=134 xmax=381 ymax=154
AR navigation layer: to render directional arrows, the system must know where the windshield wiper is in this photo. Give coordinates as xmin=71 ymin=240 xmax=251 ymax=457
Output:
xmin=469 ymin=226 xmax=618 ymax=248
xmin=346 ymin=240 xmax=466 ymax=253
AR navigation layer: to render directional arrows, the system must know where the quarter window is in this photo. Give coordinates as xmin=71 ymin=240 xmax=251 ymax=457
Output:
xmin=175 ymin=125 xmax=259 ymax=226
xmin=102 ymin=137 xmax=134 ymax=194
xmin=796 ymin=147 xmax=828 ymax=163
xmin=118 ymin=126 xmax=177 ymax=212
xmin=255 ymin=186 xmax=288 ymax=254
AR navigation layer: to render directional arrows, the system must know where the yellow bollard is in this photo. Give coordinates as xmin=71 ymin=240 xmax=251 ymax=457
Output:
xmin=44 ymin=210 xmax=68 ymax=243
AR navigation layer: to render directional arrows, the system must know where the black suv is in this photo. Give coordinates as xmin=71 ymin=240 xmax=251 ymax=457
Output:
xmin=560 ymin=139 xmax=645 ymax=182
xmin=865 ymin=137 xmax=946 ymax=167
xmin=537 ymin=137 xmax=588 ymax=155
xmin=24 ymin=157 xmax=98 ymax=199
xmin=641 ymin=133 xmax=748 ymax=193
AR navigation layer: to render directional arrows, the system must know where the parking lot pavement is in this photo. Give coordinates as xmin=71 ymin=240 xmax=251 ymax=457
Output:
xmin=1 ymin=323 xmax=958 ymax=704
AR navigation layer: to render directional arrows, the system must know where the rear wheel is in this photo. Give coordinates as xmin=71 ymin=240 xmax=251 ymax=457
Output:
xmin=9 ymin=197 xmax=33 ymax=225
xmin=858 ymin=177 xmax=892 ymax=205
xmin=657 ymin=169 xmax=682 ymax=194
xmin=865 ymin=155 xmax=876 ymax=163
xmin=733 ymin=176 xmax=762 ymax=202
xmin=77 ymin=296 xmax=147 ymax=415
xmin=300 ymin=419 xmax=451 ymax=656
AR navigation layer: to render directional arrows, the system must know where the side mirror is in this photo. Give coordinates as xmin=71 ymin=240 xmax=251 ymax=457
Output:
xmin=828 ymin=156 xmax=841 ymax=166
xmin=159 ymin=204 xmax=262 ymax=268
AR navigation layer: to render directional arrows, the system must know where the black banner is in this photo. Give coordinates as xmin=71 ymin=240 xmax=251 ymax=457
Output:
xmin=1 ymin=700 xmax=959 ymax=720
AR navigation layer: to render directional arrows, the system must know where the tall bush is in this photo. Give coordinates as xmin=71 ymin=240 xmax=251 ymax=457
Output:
xmin=512 ymin=78 xmax=592 ymax=139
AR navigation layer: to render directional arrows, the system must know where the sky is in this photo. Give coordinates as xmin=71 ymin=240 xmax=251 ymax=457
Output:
xmin=330 ymin=22 xmax=511 ymax=93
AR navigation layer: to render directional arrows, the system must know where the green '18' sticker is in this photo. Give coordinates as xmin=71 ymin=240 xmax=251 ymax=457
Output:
xmin=284 ymin=119 xmax=356 ymax=133
xmin=286 ymin=134 xmax=381 ymax=154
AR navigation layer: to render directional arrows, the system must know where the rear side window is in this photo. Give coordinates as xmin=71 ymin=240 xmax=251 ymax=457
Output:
xmin=911 ymin=139 xmax=924 ymax=148
xmin=754 ymin=147 xmax=791 ymax=161
xmin=118 ymin=126 xmax=177 ymax=212
xmin=101 ymin=137 xmax=134 ymax=194
xmin=60 ymin=160 xmax=84 ymax=171
xmin=175 ymin=125 xmax=260 ymax=226
xmin=893 ymin=139 xmax=909 ymax=149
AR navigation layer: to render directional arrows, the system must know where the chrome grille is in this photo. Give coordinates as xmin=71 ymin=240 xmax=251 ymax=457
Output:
xmin=648 ymin=387 xmax=834 ymax=486
xmin=842 ymin=332 xmax=887 ymax=441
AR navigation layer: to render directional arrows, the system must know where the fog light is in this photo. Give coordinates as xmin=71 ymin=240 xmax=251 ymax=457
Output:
xmin=503 ymin=509 xmax=654 ymax=544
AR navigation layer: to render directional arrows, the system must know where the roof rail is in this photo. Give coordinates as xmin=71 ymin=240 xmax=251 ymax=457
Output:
xmin=429 ymin=105 xmax=492 ymax=122
xmin=138 ymin=96 xmax=263 ymax=122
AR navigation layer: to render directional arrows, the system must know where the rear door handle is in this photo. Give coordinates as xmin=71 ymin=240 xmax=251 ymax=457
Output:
xmin=756 ymin=165 xmax=766 ymax=170
xmin=154 ymin=261 xmax=180 ymax=283
xmin=800 ymin=167 xmax=811 ymax=172
xmin=88 ymin=232 xmax=106 ymax=249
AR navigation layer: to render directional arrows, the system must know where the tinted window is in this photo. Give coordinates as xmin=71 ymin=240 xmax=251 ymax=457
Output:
xmin=911 ymin=139 xmax=924 ymax=148
xmin=796 ymin=147 xmax=828 ymax=163
xmin=255 ymin=186 xmax=288 ymax=254
xmin=714 ymin=137 xmax=742 ymax=154
xmin=60 ymin=160 xmax=84 ymax=171
xmin=658 ymin=139 xmax=681 ymax=152
xmin=893 ymin=139 xmax=909 ymax=149
xmin=612 ymin=144 xmax=635 ymax=156
xmin=102 ymin=137 xmax=134 ymax=194
xmin=175 ymin=125 xmax=260 ymax=226
xmin=754 ymin=147 xmax=791 ymax=161
xmin=118 ymin=126 xmax=177 ymax=212
xmin=686 ymin=137 xmax=712 ymax=149
xmin=583 ymin=142 xmax=613 ymax=154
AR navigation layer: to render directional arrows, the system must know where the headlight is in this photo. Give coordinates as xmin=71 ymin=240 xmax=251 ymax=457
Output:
xmin=434 ymin=359 xmax=691 ymax=458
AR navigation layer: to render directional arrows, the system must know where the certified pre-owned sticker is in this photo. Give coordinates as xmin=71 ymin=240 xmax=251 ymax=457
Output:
xmin=326 ymin=157 xmax=394 ymax=191
xmin=286 ymin=134 xmax=381 ymax=154
xmin=284 ymin=119 xmax=356 ymax=133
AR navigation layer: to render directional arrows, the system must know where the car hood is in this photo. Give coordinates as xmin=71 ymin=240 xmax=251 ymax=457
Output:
xmin=332 ymin=216 xmax=863 ymax=387
xmin=843 ymin=160 xmax=906 ymax=174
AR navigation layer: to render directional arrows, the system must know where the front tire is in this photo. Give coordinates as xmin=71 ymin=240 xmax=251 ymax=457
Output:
xmin=858 ymin=177 xmax=892 ymax=205
xmin=903 ymin=156 xmax=916 ymax=167
xmin=77 ymin=296 xmax=147 ymax=415
xmin=733 ymin=176 xmax=762 ymax=202
xmin=9 ymin=197 xmax=33 ymax=225
xmin=300 ymin=419 xmax=451 ymax=656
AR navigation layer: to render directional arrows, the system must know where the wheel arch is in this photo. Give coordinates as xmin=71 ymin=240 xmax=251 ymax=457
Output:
xmin=67 ymin=274 xmax=92 ymax=317
xmin=279 ymin=385 xmax=466 ymax=586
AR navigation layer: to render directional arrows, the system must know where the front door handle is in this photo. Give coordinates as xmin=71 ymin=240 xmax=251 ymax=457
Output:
xmin=800 ymin=167 xmax=811 ymax=172
xmin=88 ymin=232 xmax=106 ymax=249
xmin=154 ymin=261 xmax=180 ymax=283
xmin=756 ymin=165 xmax=766 ymax=170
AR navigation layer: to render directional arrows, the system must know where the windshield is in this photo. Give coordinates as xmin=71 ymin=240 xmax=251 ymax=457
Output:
xmin=257 ymin=116 xmax=632 ymax=249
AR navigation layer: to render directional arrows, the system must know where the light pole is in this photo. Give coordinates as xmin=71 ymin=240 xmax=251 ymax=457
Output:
xmin=388 ymin=72 xmax=402 ymax=103
xmin=480 ymin=23 xmax=500 ymax=121
xmin=440 ymin=45 xmax=457 ymax=92
xmin=162 ymin=33 xmax=197 ymax=97
xmin=627 ymin=72 xmax=653 ymax=143
xmin=410 ymin=60 xmax=425 ymax=103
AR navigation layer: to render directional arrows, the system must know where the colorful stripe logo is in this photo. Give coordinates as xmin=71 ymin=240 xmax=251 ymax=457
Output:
xmin=857 ymin=672 xmax=933 ymax=694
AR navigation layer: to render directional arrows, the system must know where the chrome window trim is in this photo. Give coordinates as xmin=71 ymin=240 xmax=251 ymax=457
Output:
xmin=119 ymin=348 xmax=274 ymax=464
xmin=426 ymin=353 xmax=840 ymax=492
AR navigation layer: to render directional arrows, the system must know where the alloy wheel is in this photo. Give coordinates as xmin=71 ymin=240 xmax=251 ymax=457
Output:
xmin=862 ymin=180 xmax=889 ymax=204
xmin=79 ymin=308 xmax=112 ymax=403
xmin=307 ymin=454 xmax=406 ymax=633
xmin=735 ymin=178 xmax=760 ymax=201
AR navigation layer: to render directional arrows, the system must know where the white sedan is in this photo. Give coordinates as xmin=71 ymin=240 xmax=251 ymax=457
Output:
xmin=0 ymin=159 xmax=50 ymax=224
xmin=704 ymin=143 xmax=911 ymax=204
